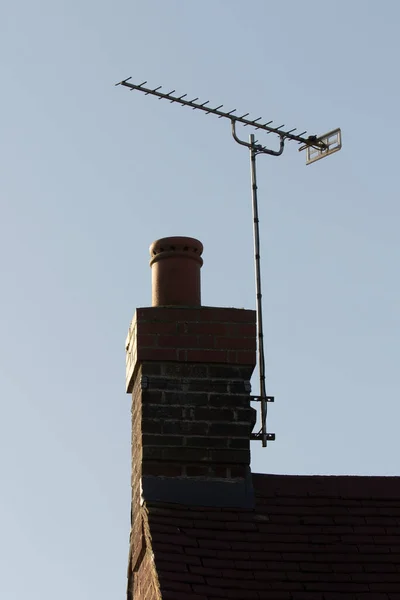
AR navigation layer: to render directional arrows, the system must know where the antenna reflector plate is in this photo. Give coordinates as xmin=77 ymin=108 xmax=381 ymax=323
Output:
xmin=305 ymin=128 xmax=342 ymax=165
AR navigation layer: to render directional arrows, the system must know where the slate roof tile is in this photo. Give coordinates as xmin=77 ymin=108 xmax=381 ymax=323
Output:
xmin=147 ymin=473 xmax=400 ymax=598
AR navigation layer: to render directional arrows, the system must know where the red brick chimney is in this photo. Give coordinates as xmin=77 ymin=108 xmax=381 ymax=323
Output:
xmin=126 ymin=236 xmax=257 ymax=528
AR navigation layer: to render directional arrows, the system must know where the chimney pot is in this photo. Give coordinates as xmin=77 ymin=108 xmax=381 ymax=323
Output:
xmin=149 ymin=236 xmax=203 ymax=307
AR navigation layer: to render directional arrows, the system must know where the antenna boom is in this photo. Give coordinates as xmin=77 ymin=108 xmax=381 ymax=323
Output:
xmin=116 ymin=78 xmax=325 ymax=149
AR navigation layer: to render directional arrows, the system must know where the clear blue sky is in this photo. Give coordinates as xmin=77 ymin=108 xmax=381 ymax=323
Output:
xmin=2 ymin=1 xmax=399 ymax=598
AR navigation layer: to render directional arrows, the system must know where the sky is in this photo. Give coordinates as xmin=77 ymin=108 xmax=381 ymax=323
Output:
xmin=1 ymin=0 xmax=400 ymax=598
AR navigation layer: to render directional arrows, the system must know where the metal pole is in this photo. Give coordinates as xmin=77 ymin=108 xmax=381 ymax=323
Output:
xmin=249 ymin=134 xmax=267 ymax=447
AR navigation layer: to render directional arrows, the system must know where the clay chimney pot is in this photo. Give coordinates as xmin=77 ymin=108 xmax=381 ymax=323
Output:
xmin=149 ymin=236 xmax=203 ymax=307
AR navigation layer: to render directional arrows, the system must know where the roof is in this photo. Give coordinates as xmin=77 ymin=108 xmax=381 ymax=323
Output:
xmin=146 ymin=473 xmax=400 ymax=600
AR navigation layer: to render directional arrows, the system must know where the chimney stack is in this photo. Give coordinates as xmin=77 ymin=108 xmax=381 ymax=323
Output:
xmin=126 ymin=236 xmax=257 ymax=520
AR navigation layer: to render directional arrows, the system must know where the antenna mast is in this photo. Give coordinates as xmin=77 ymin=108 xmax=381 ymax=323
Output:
xmin=116 ymin=77 xmax=342 ymax=447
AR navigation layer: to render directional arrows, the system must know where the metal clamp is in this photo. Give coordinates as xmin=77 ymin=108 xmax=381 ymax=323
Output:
xmin=231 ymin=120 xmax=285 ymax=156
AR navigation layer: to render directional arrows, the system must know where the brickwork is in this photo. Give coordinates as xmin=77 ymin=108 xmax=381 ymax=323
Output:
xmin=138 ymin=361 xmax=256 ymax=480
xmin=126 ymin=306 xmax=256 ymax=393
xmin=126 ymin=304 xmax=257 ymax=483
xmin=130 ymin=372 xmax=144 ymax=568
xmin=127 ymin=373 xmax=161 ymax=600
xmin=127 ymin=505 xmax=161 ymax=600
